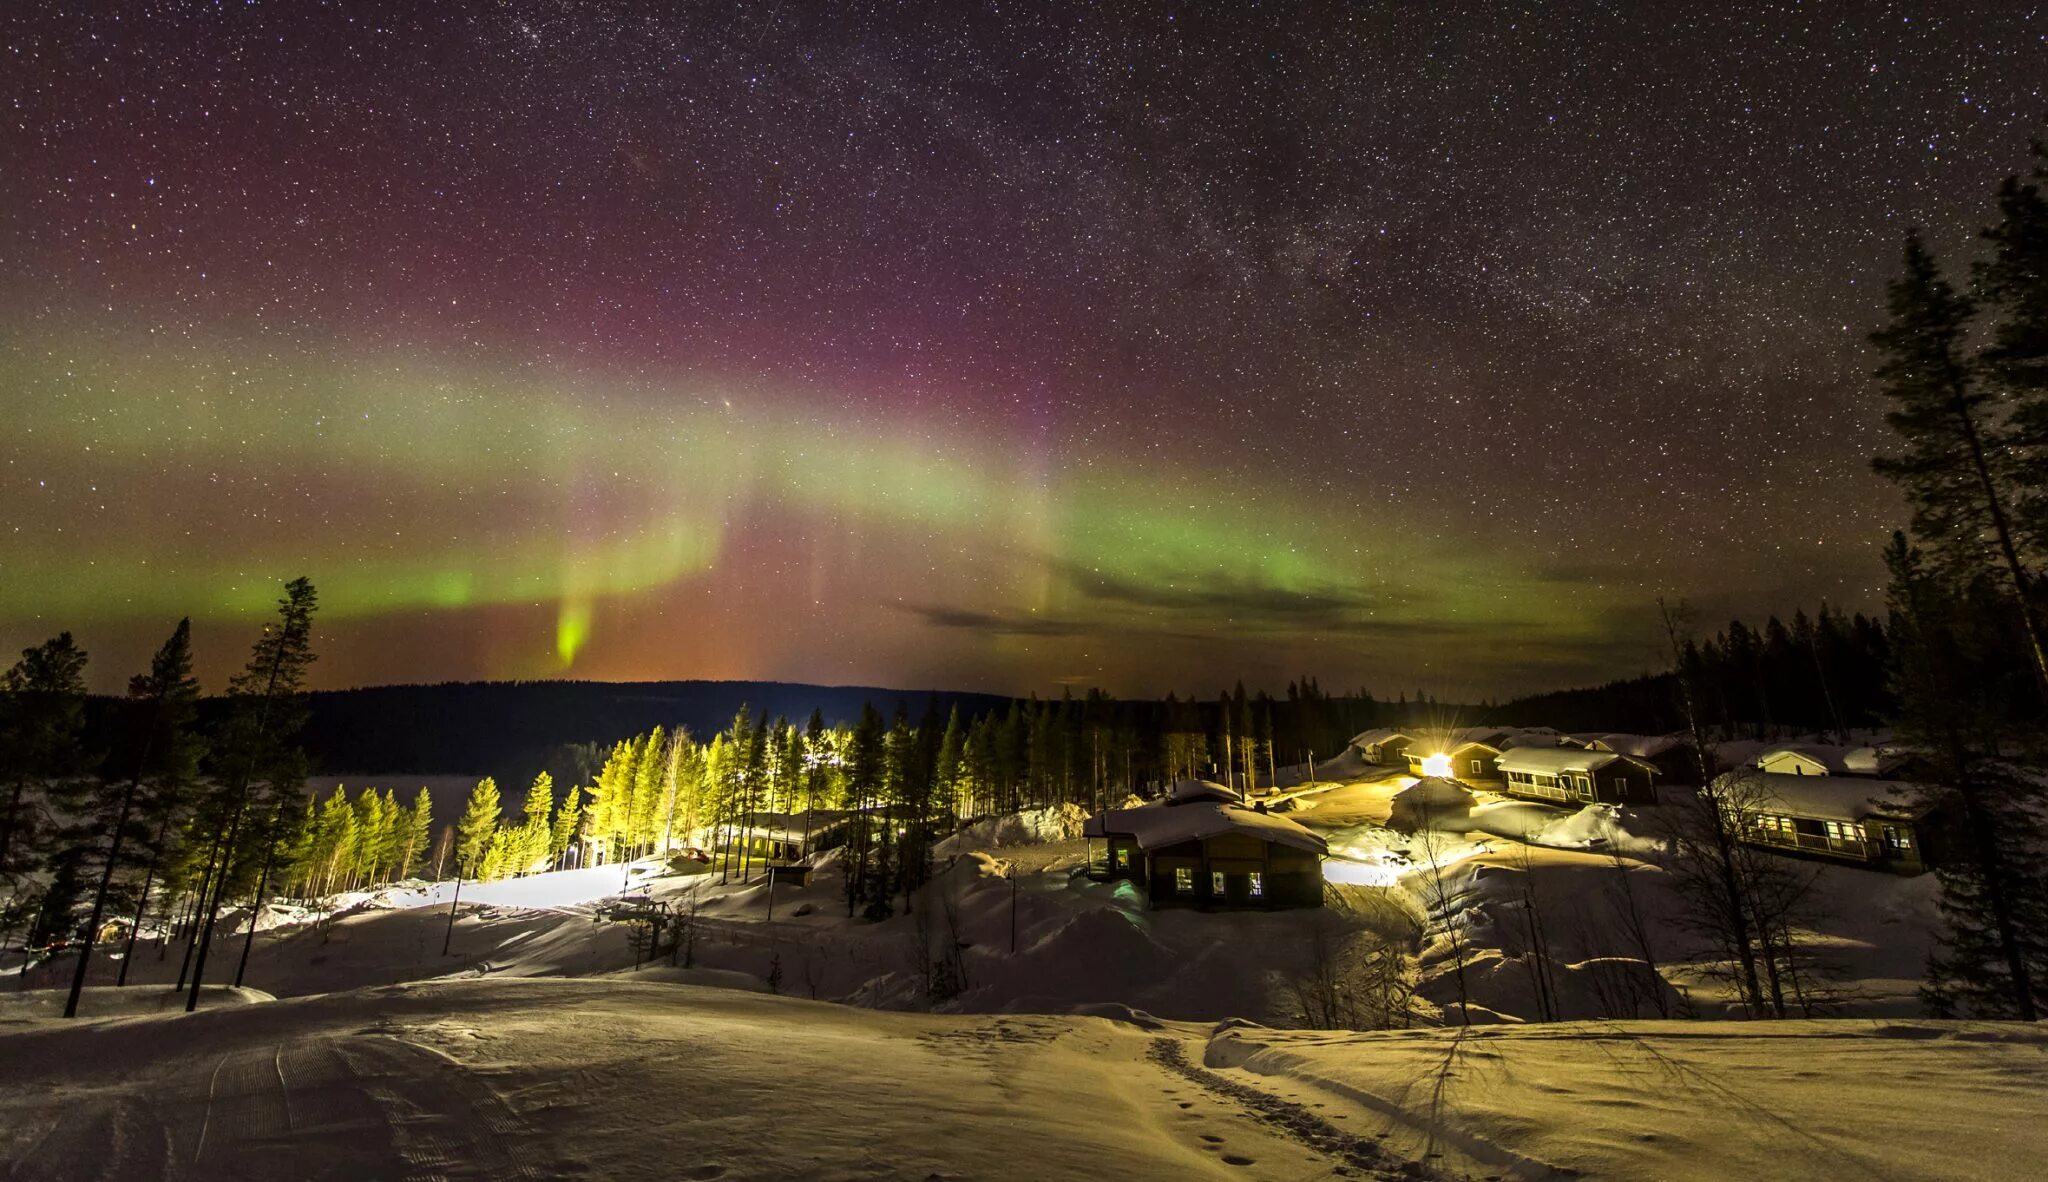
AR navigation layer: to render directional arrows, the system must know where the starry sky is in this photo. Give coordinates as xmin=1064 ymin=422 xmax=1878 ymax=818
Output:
xmin=4 ymin=3 xmax=2045 ymax=699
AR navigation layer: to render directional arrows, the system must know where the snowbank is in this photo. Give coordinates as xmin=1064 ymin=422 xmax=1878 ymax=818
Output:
xmin=0 ymin=984 xmax=272 ymax=1021
xmin=935 ymin=803 xmax=1088 ymax=854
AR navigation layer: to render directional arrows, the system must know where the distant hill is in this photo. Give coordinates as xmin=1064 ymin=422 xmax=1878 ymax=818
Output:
xmin=243 ymin=680 xmax=1012 ymax=783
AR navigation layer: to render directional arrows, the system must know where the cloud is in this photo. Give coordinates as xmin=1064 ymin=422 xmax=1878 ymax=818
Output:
xmin=895 ymin=604 xmax=1089 ymax=638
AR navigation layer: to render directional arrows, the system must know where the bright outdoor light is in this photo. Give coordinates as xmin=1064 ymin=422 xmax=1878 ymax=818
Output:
xmin=1421 ymin=753 xmax=1453 ymax=778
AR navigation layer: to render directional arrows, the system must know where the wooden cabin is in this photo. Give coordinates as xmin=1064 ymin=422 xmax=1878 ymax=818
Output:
xmin=1348 ymin=728 xmax=1417 ymax=766
xmin=1084 ymin=792 xmax=1326 ymax=910
xmin=1404 ymin=732 xmax=1505 ymax=784
xmin=1496 ymin=747 xmax=1659 ymax=806
xmin=1579 ymin=733 xmax=1697 ymax=785
xmin=1719 ymin=772 xmax=1931 ymax=874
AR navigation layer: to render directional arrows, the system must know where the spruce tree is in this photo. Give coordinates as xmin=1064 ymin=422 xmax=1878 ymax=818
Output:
xmin=457 ymin=778 xmax=502 ymax=875
xmin=550 ymin=784 xmax=583 ymax=868
xmin=400 ymin=787 xmax=433 ymax=879
xmin=517 ymin=772 xmax=554 ymax=875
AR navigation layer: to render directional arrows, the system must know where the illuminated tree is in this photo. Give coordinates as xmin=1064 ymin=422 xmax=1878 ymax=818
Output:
xmin=550 ymin=784 xmax=583 ymax=868
xmin=457 ymin=777 xmax=502 ymax=875
xmin=516 ymin=772 xmax=554 ymax=875
xmin=399 ymin=787 xmax=433 ymax=879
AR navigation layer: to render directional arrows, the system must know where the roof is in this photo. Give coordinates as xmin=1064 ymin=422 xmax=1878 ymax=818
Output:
xmin=1754 ymin=743 xmax=1906 ymax=777
xmin=1720 ymin=772 xmax=1926 ymax=823
xmin=1348 ymin=727 xmax=1414 ymax=748
xmin=1496 ymin=747 xmax=1652 ymax=776
xmin=1585 ymin=733 xmax=1686 ymax=759
xmin=1084 ymin=801 xmax=1328 ymax=855
xmin=1166 ymin=778 xmax=1239 ymax=804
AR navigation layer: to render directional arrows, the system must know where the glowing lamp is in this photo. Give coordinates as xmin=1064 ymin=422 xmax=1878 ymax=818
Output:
xmin=1420 ymin=753 xmax=1454 ymax=778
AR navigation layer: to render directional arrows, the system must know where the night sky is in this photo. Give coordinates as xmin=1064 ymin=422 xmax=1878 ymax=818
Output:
xmin=5 ymin=3 xmax=2045 ymax=698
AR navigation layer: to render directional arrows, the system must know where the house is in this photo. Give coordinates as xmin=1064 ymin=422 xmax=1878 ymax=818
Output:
xmin=1403 ymin=729 xmax=1505 ymax=782
xmin=1754 ymin=744 xmax=1902 ymax=779
xmin=1496 ymin=747 xmax=1659 ymax=806
xmin=1348 ymin=728 xmax=1417 ymax=766
xmin=1719 ymin=772 xmax=1931 ymax=874
xmin=1084 ymin=789 xmax=1327 ymax=909
xmin=1581 ymin=733 xmax=1698 ymax=785
xmin=715 ymin=810 xmax=853 ymax=867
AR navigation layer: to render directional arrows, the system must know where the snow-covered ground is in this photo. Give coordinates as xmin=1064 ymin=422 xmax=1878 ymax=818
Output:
xmin=1 ymin=976 xmax=2039 ymax=1180
xmin=1 ymin=764 xmax=2006 ymax=1178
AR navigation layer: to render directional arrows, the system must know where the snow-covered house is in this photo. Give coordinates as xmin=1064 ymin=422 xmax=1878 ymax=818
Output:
xmin=1348 ymin=728 xmax=1417 ymax=766
xmin=1581 ymin=733 xmax=1697 ymax=785
xmin=1083 ymin=791 xmax=1326 ymax=909
xmin=1754 ymin=744 xmax=1901 ymax=779
xmin=1496 ymin=747 xmax=1659 ymax=806
xmin=1720 ymin=773 xmax=1931 ymax=873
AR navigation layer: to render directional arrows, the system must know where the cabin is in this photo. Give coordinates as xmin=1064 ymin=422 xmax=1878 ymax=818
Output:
xmin=1580 ymin=733 xmax=1697 ymax=785
xmin=1348 ymin=728 xmax=1416 ymax=766
xmin=714 ymin=810 xmax=853 ymax=867
xmin=1496 ymin=747 xmax=1659 ymax=806
xmin=1084 ymin=790 xmax=1327 ymax=909
xmin=1404 ymin=730 xmax=1505 ymax=783
xmin=1719 ymin=772 xmax=1931 ymax=874
xmin=1754 ymin=744 xmax=1901 ymax=779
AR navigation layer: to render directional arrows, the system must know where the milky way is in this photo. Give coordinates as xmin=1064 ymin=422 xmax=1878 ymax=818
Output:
xmin=3 ymin=3 xmax=2045 ymax=697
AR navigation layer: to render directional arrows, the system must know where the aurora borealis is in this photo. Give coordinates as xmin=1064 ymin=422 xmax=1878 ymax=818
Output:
xmin=4 ymin=4 xmax=2045 ymax=697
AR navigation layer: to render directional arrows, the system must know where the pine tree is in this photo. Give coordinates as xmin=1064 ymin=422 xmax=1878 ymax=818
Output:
xmin=1887 ymin=533 xmax=2047 ymax=1019
xmin=0 ymin=633 xmax=91 ymax=894
xmin=186 ymin=576 xmax=318 ymax=1012
xmin=517 ymin=772 xmax=554 ymax=875
xmin=550 ymin=784 xmax=583 ymax=868
xmin=64 ymin=620 xmax=202 ymax=1017
xmin=1870 ymin=232 xmax=2048 ymax=697
xmin=457 ymin=778 xmax=502 ymax=875
xmin=1980 ymin=139 xmax=2048 ymax=547
xmin=399 ymin=787 xmax=433 ymax=879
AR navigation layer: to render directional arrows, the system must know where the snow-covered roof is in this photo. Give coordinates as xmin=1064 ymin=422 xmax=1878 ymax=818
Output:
xmin=1166 ymin=778 xmax=1239 ymax=804
xmin=1584 ymin=733 xmax=1685 ymax=759
xmin=1084 ymin=801 xmax=1328 ymax=855
xmin=1720 ymin=773 xmax=1925 ymax=823
xmin=1348 ymin=727 xmax=1413 ymax=748
xmin=1497 ymin=748 xmax=1649 ymax=776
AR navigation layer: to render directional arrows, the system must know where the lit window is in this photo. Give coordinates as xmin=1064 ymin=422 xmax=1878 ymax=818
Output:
xmin=1210 ymin=870 xmax=1224 ymax=895
xmin=1112 ymin=847 xmax=1129 ymax=870
xmin=1174 ymin=867 xmax=1193 ymax=894
xmin=1248 ymin=872 xmax=1264 ymax=898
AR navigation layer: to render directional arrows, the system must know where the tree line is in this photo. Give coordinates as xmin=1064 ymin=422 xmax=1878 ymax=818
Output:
xmin=0 ymin=578 xmax=320 ymax=1019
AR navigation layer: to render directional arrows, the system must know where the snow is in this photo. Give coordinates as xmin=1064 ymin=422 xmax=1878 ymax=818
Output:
xmin=1082 ymin=799 xmax=1328 ymax=854
xmin=1204 ymin=1019 xmax=2048 ymax=1181
xmin=1495 ymin=746 xmax=1649 ymax=776
xmin=1733 ymin=772 xmax=1924 ymax=822
xmin=0 ymin=755 xmax=2002 ymax=1178
xmin=1 ymin=977 xmax=2036 ymax=1180
xmin=933 ymin=802 xmax=1087 ymax=855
